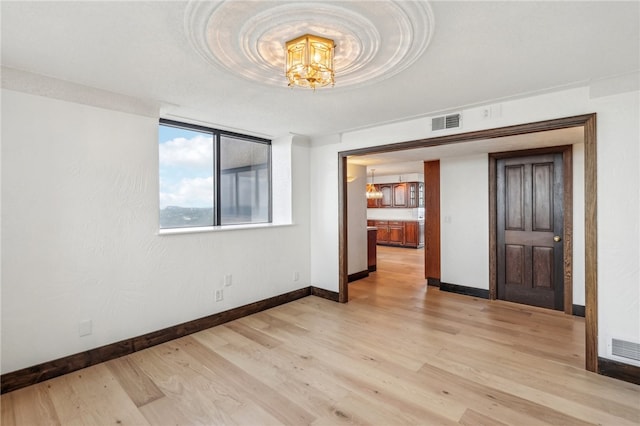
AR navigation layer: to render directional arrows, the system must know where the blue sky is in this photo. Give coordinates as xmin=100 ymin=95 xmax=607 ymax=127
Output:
xmin=158 ymin=125 xmax=214 ymax=209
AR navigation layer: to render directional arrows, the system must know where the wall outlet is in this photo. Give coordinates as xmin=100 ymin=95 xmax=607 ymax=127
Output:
xmin=293 ymin=271 xmax=300 ymax=282
xmin=224 ymin=274 xmax=232 ymax=287
xmin=215 ymin=289 xmax=224 ymax=302
xmin=79 ymin=319 xmax=92 ymax=337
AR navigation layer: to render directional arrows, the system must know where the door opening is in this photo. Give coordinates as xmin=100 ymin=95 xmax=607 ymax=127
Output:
xmin=339 ymin=114 xmax=596 ymax=371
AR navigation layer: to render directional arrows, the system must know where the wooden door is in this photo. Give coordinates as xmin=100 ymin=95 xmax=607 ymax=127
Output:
xmin=497 ymin=154 xmax=564 ymax=310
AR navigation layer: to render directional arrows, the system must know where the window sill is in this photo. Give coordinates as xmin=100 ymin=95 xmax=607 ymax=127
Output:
xmin=157 ymin=222 xmax=295 ymax=236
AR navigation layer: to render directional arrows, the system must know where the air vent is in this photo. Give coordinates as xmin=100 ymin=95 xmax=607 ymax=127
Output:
xmin=612 ymin=338 xmax=640 ymax=361
xmin=432 ymin=113 xmax=462 ymax=131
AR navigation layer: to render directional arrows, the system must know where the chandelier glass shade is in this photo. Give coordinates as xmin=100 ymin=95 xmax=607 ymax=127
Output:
xmin=366 ymin=169 xmax=383 ymax=199
xmin=285 ymin=34 xmax=335 ymax=89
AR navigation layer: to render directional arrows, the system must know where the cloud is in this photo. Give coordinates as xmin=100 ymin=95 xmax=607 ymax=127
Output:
xmin=160 ymin=176 xmax=213 ymax=209
xmin=159 ymin=135 xmax=213 ymax=169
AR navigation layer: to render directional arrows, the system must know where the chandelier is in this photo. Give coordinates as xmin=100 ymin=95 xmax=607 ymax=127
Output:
xmin=285 ymin=34 xmax=335 ymax=89
xmin=366 ymin=169 xmax=383 ymax=199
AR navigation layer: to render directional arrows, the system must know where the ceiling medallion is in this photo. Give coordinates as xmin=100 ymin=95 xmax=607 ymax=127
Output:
xmin=185 ymin=1 xmax=434 ymax=89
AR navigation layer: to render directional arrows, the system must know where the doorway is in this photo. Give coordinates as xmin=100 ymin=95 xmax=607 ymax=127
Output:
xmin=338 ymin=114 xmax=597 ymax=372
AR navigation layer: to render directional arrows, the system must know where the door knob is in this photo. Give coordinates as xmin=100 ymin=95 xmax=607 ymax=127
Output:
xmin=553 ymin=235 xmax=562 ymax=242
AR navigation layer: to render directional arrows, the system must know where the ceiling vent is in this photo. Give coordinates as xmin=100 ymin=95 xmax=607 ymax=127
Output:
xmin=432 ymin=113 xmax=462 ymax=131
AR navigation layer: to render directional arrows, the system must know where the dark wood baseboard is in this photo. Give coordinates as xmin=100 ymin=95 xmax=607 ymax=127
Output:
xmin=368 ymin=265 xmax=377 ymax=272
xmin=439 ymin=282 xmax=490 ymax=299
xmin=311 ymin=286 xmax=340 ymax=302
xmin=348 ymin=270 xmax=369 ymax=283
xmin=427 ymin=277 xmax=441 ymax=287
xmin=572 ymin=304 xmax=586 ymax=317
xmin=598 ymin=357 xmax=640 ymax=385
xmin=1 ymin=286 xmax=327 ymax=394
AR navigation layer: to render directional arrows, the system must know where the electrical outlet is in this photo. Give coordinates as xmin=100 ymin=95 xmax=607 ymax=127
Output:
xmin=224 ymin=274 xmax=232 ymax=287
xmin=215 ymin=289 xmax=224 ymax=302
xmin=293 ymin=271 xmax=300 ymax=282
xmin=79 ymin=319 xmax=92 ymax=337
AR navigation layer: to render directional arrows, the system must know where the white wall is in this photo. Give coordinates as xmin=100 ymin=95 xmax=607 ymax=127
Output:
xmin=309 ymin=83 xmax=640 ymax=365
xmin=440 ymin=154 xmax=489 ymax=289
xmin=1 ymin=79 xmax=638 ymax=372
xmin=347 ymin=163 xmax=367 ymax=275
xmin=1 ymin=89 xmax=311 ymax=373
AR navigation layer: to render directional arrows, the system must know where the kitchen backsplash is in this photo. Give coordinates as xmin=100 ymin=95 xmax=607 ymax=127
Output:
xmin=367 ymin=207 xmax=425 ymax=220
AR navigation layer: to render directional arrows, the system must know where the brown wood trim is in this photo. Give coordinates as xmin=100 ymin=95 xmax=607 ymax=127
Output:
xmin=311 ymin=286 xmax=340 ymax=302
xmin=424 ymin=160 xmax=441 ymax=280
xmin=584 ymin=114 xmax=598 ymax=373
xmin=1 ymin=287 xmax=313 ymax=394
xmin=488 ymin=156 xmax=497 ymax=300
xmin=598 ymin=357 xmax=640 ymax=385
xmin=342 ymin=114 xmax=597 ymax=157
xmin=338 ymin=155 xmax=348 ymax=303
xmin=563 ymin=145 xmax=574 ymax=315
xmin=338 ymin=113 xmax=597 ymax=374
xmin=348 ymin=270 xmax=369 ymax=282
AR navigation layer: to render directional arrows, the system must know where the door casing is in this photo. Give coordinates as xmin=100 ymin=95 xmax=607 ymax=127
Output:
xmin=338 ymin=113 xmax=597 ymax=372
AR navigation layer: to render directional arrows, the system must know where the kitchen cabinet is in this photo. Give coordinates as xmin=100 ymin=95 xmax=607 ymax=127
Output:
xmin=373 ymin=220 xmax=424 ymax=248
xmin=392 ymin=184 xmax=407 ymax=207
xmin=388 ymin=221 xmax=405 ymax=245
xmin=408 ymin=182 xmax=425 ymax=208
xmin=379 ymin=184 xmax=393 ymax=207
xmin=367 ymin=182 xmax=423 ymax=208
xmin=376 ymin=220 xmax=389 ymax=243
xmin=403 ymin=220 xmax=425 ymax=248
xmin=367 ymin=227 xmax=377 ymax=272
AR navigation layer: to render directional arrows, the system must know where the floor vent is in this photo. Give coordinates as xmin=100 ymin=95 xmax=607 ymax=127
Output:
xmin=432 ymin=113 xmax=462 ymax=131
xmin=612 ymin=338 xmax=640 ymax=361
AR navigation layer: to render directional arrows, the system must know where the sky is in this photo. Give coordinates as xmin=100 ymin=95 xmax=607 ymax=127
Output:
xmin=158 ymin=125 xmax=214 ymax=209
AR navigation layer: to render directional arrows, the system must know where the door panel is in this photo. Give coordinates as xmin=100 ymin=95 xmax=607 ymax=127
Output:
xmin=532 ymin=246 xmax=553 ymax=288
xmin=505 ymin=165 xmax=524 ymax=230
xmin=505 ymin=245 xmax=525 ymax=285
xmin=533 ymin=163 xmax=553 ymax=231
xmin=497 ymin=153 xmax=564 ymax=310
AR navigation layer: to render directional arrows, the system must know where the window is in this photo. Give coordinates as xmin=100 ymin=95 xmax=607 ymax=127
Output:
xmin=159 ymin=119 xmax=271 ymax=229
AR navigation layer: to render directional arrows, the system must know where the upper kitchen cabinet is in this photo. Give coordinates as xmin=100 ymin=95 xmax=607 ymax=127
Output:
xmin=408 ymin=182 xmax=424 ymax=208
xmin=368 ymin=182 xmax=423 ymax=208
xmin=379 ymin=184 xmax=394 ymax=207
xmin=393 ymin=183 xmax=407 ymax=207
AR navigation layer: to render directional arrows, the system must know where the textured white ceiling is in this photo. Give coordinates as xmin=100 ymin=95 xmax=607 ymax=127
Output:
xmin=1 ymin=1 xmax=638 ymax=140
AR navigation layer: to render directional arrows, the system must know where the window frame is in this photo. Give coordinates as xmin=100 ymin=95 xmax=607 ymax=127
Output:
xmin=159 ymin=118 xmax=272 ymax=229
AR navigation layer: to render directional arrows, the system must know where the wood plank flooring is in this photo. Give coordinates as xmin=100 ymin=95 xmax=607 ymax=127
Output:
xmin=2 ymin=245 xmax=639 ymax=425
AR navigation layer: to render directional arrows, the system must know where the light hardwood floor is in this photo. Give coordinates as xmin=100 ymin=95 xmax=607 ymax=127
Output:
xmin=2 ymin=245 xmax=639 ymax=425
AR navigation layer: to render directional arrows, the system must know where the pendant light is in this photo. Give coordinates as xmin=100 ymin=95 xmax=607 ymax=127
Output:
xmin=366 ymin=169 xmax=383 ymax=199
